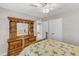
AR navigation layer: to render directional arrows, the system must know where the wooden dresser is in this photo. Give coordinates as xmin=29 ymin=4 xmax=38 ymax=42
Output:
xmin=8 ymin=17 xmax=36 ymax=56
xmin=8 ymin=39 xmax=22 ymax=56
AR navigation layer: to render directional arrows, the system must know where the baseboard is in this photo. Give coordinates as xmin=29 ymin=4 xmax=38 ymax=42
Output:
xmin=0 ymin=53 xmax=7 ymax=56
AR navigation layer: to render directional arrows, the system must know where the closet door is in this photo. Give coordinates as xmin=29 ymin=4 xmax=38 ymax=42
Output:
xmin=48 ymin=18 xmax=63 ymax=41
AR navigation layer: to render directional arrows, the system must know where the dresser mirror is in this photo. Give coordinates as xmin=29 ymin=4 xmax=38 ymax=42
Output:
xmin=17 ymin=23 xmax=28 ymax=36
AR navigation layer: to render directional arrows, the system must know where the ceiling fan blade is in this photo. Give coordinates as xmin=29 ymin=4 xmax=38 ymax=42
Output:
xmin=30 ymin=3 xmax=48 ymax=8
xmin=30 ymin=4 xmax=38 ymax=7
xmin=40 ymin=3 xmax=47 ymax=7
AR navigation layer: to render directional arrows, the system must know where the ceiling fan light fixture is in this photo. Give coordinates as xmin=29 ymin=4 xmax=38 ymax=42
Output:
xmin=42 ymin=8 xmax=50 ymax=13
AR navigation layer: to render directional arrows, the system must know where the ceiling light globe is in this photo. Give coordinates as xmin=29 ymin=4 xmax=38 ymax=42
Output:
xmin=42 ymin=9 xmax=49 ymax=13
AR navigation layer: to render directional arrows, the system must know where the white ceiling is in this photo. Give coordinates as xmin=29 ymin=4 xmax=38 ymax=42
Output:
xmin=0 ymin=3 xmax=79 ymax=20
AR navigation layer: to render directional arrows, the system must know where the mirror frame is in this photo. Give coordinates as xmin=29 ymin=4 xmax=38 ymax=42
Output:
xmin=8 ymin=17 xmax=34 ymax=40
xmin=17 ymin=23 xmax=28 ymax=36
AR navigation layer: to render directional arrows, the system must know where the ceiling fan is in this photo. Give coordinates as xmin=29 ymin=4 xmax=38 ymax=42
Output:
xmin=30 ymin=3 xmax=58 ymax=13
xmin=30 ymin=3 xmax=59 ymax=21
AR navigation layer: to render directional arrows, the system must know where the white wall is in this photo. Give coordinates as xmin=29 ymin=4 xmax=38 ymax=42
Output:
xmin=47 ymin=9 xmax=79 ymax=45
xmin=0 ymin=7 xmax=38 ymax=55
xmin=62 ymin=10 xmax=79 ymax=45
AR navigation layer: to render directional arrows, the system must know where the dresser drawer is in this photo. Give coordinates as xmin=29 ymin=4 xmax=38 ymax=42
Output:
xmin=8 ymin=48 xmax=22 ymax=56
xmin=9 ymin=40 xmax=22 ymax=45
xmin=24 ymin=38 xmax=29 ymax=47
xmin=8 ymin=40 xmax=22 ymax=50
xmin=29 ymin=37 xmax=36 ymax=41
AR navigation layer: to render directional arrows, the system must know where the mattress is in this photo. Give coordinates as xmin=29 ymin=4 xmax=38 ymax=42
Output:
xmin=19 ymin=39 xmax=79 ymax=56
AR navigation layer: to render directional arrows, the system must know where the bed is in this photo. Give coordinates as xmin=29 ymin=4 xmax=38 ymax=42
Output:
xmin=19 ymin=39 xmax=79 ymax=56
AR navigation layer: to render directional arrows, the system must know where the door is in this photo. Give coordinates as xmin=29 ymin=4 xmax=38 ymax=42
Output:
xmin=48 ymin=18 xmax=63 ymax=41
xmin=36 ymin=21 xmax=42 ymax=40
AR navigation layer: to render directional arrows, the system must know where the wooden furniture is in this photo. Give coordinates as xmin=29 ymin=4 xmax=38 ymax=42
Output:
xmin=8 ymin=17 xmax=36 ymax=56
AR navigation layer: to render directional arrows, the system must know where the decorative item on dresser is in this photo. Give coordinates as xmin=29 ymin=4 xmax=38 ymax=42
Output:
xmin=8 ymin=17 xmax=36 ymax=56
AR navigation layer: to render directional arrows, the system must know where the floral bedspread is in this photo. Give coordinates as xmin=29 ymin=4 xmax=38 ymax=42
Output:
xmin=19 ymin=39 xmax=79 ymax=56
